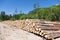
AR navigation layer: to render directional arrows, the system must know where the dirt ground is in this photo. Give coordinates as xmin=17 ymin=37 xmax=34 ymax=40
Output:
xmin=0 ymin=22 xmax=43 ymax=40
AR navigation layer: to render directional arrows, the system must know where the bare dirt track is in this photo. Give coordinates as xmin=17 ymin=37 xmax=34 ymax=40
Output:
xmin=0 ymin=22 xmax=43 ymax=40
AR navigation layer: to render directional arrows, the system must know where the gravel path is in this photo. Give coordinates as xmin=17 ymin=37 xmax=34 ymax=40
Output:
xmin=0 ymin=22 xmax=43 ymax=40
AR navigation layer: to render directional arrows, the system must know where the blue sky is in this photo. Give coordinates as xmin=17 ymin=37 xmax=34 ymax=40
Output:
xmin=0 ymin=0 xmax=60 ymax=15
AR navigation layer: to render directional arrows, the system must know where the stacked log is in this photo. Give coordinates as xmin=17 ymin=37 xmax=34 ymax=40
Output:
xmin=2 ymin=19 xmax=60 ymax=40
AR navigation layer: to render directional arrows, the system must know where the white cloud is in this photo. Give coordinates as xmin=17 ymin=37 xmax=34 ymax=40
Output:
xmin=55 ymin=4 xmax=59 ymax=5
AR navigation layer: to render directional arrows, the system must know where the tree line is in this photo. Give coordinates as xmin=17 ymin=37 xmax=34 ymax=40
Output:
xmin=0 ymin=4 xmax=60 ymax=21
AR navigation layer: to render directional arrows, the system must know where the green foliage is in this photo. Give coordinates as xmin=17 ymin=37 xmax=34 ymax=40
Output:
xmin=0 ymin=11 xmax=10 ymax=21
xmin=28 ymin=5 xmax=60 ymax=21
xmin=0 ymin=5 xmax=60 ymax=21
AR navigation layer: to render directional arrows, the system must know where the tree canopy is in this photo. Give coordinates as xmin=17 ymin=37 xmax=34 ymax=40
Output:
xmin=0 ymin=5 xmax=60 ymax=21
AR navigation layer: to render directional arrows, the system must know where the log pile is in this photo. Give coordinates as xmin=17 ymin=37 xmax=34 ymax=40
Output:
xmin=2 ymin=19 xmax=60 ymax=40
